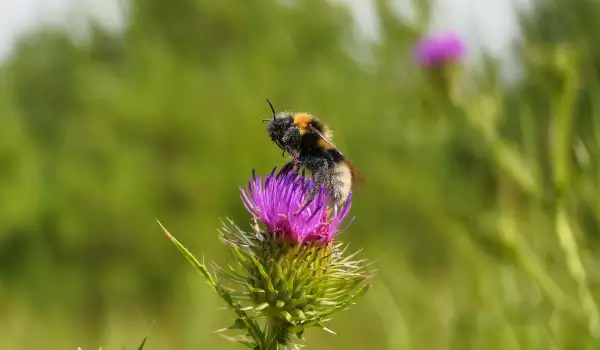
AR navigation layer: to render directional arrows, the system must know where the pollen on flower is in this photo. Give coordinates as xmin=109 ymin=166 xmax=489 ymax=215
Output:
xmin=240 ymin=167 xmax=353 ymax=244
xmin=414 ymin=31 xmax=466 ymax=67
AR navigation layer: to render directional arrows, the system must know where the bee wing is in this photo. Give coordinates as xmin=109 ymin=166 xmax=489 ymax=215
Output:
xmin=310 ymin=125 xmax=344 ymax=157
xmin=344 ymin=158 xmax=366 ymax=185
xmin=310 ymin=125 xmax=365 ymax=185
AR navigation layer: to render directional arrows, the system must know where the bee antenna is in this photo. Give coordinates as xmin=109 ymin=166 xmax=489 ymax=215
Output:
xmin=265 ymin=97 xmax=276 ymax=120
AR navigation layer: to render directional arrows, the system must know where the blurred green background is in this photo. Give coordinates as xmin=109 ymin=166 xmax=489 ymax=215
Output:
xmin=3 ymin=0 xmax=600 ymax=349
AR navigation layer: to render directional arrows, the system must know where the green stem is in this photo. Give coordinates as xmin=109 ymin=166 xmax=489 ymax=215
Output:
xmin=555 ymin=206 xmax=600 ymax=338
xmin=496 ymin=211 xmax=581 ymax=315
xmin=264 ymin=319 xmax=288 ymax=350
xmin=550 ymin=48 xmax=600 ymax=339
xmin=445 ymin=64 xmax=581 ymax=319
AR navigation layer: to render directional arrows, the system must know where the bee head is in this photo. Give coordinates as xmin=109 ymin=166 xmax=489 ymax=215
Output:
xmin=263 ymin=98 xmax=293 ymax=152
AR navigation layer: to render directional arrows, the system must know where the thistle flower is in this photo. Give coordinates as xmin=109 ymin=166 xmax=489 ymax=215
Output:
xmin=240 ymin=168 xmax=353 ymax=244
xmin=160 ymin=167 xmax=372 ymax=349
xmin=414 ymin=31 xmax=466 ymax=67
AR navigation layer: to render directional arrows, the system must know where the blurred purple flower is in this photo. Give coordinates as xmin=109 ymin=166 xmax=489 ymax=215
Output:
xmin=240 ymin=167 xmax=353 ymax=244
xmin=414 ymin=32 xmax=466 ymax=67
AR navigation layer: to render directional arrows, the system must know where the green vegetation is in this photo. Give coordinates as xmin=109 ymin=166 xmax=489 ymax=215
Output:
xmin=1 ymin=0 xmax=600 ymax=348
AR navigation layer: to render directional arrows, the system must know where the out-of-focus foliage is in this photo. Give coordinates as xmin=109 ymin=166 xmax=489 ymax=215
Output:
xmin=2 ymin=0 xmax=600 ymax=349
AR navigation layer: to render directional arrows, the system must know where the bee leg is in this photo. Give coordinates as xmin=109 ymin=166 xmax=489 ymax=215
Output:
xmin=290 ymin=153 xmax=302 ymax=172
xmin=294 ymin=196 xmax=313 ymax=216
xmin=295 ymin=162 xmax=329 ymax=215
xmin=282 ymin=128 xmax=302 ymax=151
xmin=294 ymin=180 xmax=321 ymax=215
xmin=279 ymin=160 xmax=296 ymax=175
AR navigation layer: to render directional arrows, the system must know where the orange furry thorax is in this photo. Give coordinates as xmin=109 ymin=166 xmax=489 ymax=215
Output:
xmin=291 ymin=113 xmax=333 ymax=140
xmin=292 ymin=113 xmax=313 ymax=135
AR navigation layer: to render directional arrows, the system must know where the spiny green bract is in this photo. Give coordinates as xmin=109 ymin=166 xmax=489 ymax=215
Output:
xmin=214 ymin=218 xmax=372 ymax=346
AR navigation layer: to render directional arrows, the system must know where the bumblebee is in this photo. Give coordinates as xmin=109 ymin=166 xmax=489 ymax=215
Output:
xmin=264 ymin=98 xmax=363 ymax=211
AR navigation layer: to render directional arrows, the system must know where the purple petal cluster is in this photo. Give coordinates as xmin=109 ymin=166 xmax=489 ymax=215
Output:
xmin=240 ymin=167 xmax=353 ymax=244
xmin=414 ymin=31 xmax=466 ymax=67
